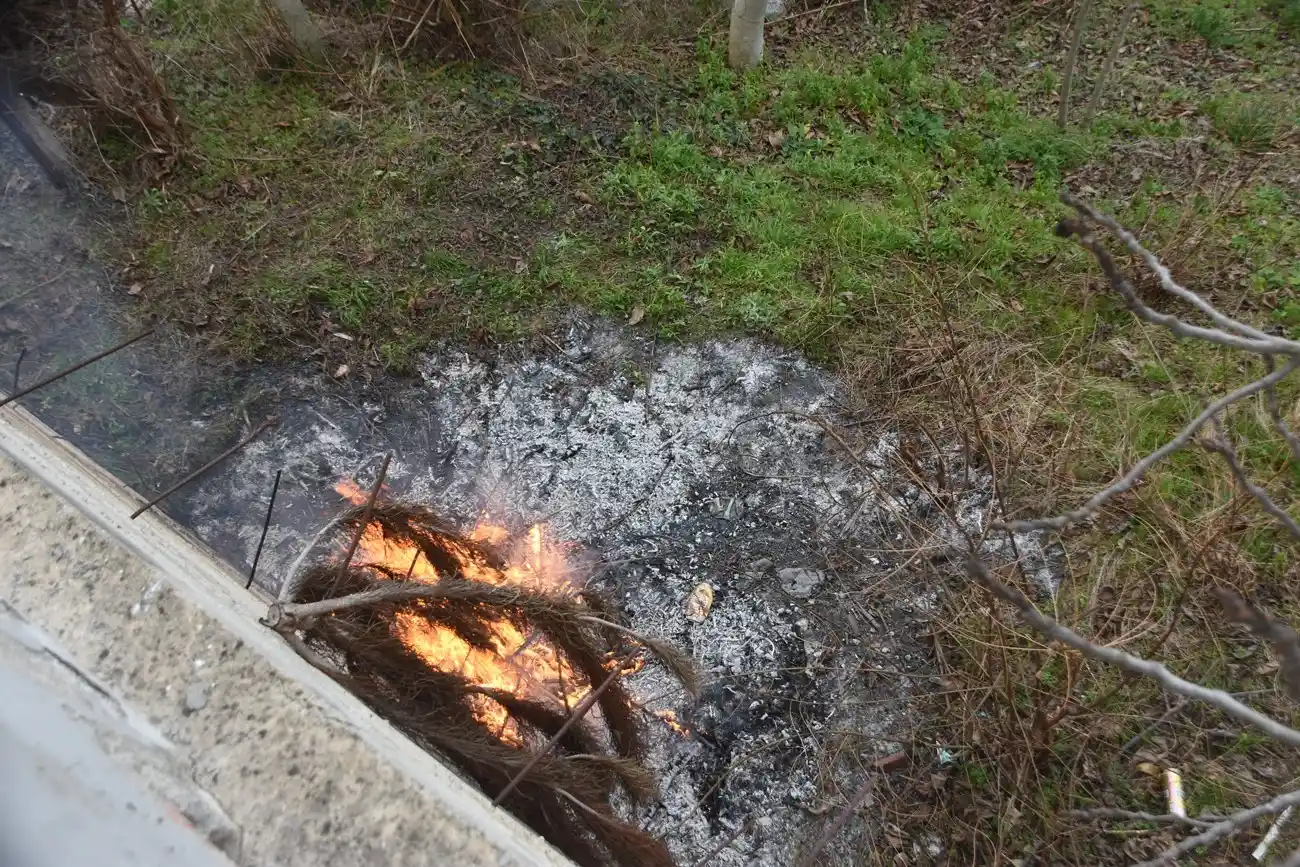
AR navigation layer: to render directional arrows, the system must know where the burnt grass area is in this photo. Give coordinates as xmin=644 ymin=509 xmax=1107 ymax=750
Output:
xmin=4 ymin=0 xmax=1300 ymax=862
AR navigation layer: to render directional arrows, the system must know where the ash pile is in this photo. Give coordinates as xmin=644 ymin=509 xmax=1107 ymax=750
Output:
xmin=191 ymin=317 xmax=1056 ymax=865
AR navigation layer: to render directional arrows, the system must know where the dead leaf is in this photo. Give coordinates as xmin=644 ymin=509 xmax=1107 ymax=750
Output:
xmin=127 ymin=282 xmax=143 ymax=296
xmin=1009 ymin=298 xmax=1024 ymax=312
xmin=573 ymin=190 xmax=593 ymax=205
xmin=237 ymin=174 xmax=252 ymax=194
xmin=358 ymin=248 xmax=376 ymax=265
xmin=513 ymin=258 xmax=527 ymax=274
xmin=766 ymin=129 xmax=787 ymax=149
xmin=685 ymin=583 xmax=714 ymax=623
xmin=459 ymin=227 xmax=476 ymax=244
xmin=874 ymin=751 xmax=909 ymax=773
xmin=333 ymin=364 xmax=350 ymax=378
xmin=1136 ymin=762 xmax=1161 ymax=777
xmin=112 ymin=186 xmax=127 ymax=203
xmin=332 ymin=332 xmax=354 ymax=341
xmin=627 ymin=305 xmax=645 ymax=327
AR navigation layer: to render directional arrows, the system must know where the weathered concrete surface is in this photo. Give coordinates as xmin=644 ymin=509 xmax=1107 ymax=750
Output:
xmin=0 ymin=439 xmax=567 ymax=867
xmin=0 ymin=604 xmax=236 ymax=867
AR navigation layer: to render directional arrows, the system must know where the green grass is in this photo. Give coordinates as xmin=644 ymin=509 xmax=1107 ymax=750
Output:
xmin=1205 ymin=92 xmax=1297 ymax=150
xmin=120 ymin=3 xmax=1299 ymax=507
xmin=97 ymin=0 xmax=1300 ymax=860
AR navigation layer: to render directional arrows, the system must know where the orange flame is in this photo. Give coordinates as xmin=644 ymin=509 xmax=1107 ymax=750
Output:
xmin=333 ymin=479 xmax=585 ymax=739
xmin=655 ymin=709 xmax=690 ymax=737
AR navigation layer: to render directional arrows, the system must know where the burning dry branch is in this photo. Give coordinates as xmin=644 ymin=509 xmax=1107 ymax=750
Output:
xmin=268 ymin=502 xmax=699 ymax=867
xmin=972 ymin=191 xmax=1300 ymax=865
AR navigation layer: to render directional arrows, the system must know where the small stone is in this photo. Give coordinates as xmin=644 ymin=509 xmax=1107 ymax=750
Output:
xmin=184 ymin=683 xmax=209 ymax=714
xmin=778 ymin=567 xmax=824 ymax=598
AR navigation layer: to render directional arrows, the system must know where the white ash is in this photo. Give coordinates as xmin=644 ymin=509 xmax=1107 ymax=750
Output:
xmin=182 ymin=316 xmax=1059 ymax=865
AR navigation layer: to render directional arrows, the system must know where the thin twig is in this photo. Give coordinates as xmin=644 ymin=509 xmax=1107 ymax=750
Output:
xmin=999 ymin=360 xmax=1297 ymax=532
xmin=1061 ymin=215 xmax=1298 ymax=355
xmin=1264 ymin=354 xmax=1300 ymax=463
xmin=1133 ymin=788 xmax=1300 ymax=867
xmin=278 ymin=511 xmax=350 ymax=604
xmin=0 ymin=328 xmax=155 ymax=409
xmin=1063 ymin=193 xmax=1278 ymax=343
xmin=690 ymin=818 xmax=753 ymax=867
xmin=12 ymin=347 xmax=24 ymax=393
xmin=246 ymin=469 xmax=282 ymax=590
xmin=1117 ymin=697 xmax=1188 ymax=757
xmin=966 ymin=560 xmax=1300 ymax=748
xmin=130 ymin=418 xmax=276 ymax=519
xmin=800 ymin=774 xmax=876 ymax=866
xmin=397 ymin=0 xmax=437 ymax=52
xmin=1201 ymin=430 xmax=1300 ymax=541
xmin=334 ymin=453 xmax=391 ymax=590
xmin=1083 ymin=1 xmax=1139 ymax=125
xmin=1067 ymin=806 xmax=1213 ymax=829
xmin=492 ymin=660 xmax=630 ymax=806
xmin=271 ymin=579 xmax=469 ymax=625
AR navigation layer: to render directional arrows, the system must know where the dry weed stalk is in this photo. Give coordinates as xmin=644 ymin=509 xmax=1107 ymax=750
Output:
xmin=971 ymin=190 xmax=1300 ymax=865
xmin=85 ymin=0 xmax=184 ymax=159
xmin=1 ymin=0 xmax=185 ymax=168
xmin=268 ymin=501 xmax=699 ymax=867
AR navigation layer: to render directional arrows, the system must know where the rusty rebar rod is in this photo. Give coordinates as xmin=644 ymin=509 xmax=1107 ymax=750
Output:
xmin=492 ymin=659 xmax=630 ymax=807
xmin=130 ymin=417 xmax=276 ymax=519
xmin=335 ymin=453 xmax=391 ymax=588
xmin=0 ymin=328 xmax=155 ymax=409
xmin=246 ymin=469 xmax=282 ymax=590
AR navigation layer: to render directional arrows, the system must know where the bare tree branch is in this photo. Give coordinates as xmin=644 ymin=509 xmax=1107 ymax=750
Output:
xmin=1058 ymin=214 xmax=1298 ymax=355
xmin=268 ymin=579 xmax=526 ymax=628
xmin=1132 ymin=788 xmax=1300 ymax=867
xmin=965 ymin=560 xmax=1300 ymax=748
xmin=1264 ymin=354 xmax=1300 ymax=463
xmin=1215 ymin=588 xmax=1300 ymax=704
xmin=999 ymin=360 xmax=1297 ymax=532
xmin=1062 ymin=192 xmax=1279 ymax=344
xmin=1201 ymin=428 xmax=1300 ymax=542
xmin=1066 ymin=807 xmax=1214 ymax=829
xmin=988 ymin=191 xmax=1300 ymax=867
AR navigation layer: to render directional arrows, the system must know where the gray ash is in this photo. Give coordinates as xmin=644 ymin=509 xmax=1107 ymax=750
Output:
xmin=173 ymin=314 xmax=1057 ymax=865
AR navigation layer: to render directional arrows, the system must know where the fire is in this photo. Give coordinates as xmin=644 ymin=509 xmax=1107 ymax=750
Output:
xmin=333 ymin=479 xmax=585 ymax=739
xmin=654 ymin=709 xmax=690 ymax=736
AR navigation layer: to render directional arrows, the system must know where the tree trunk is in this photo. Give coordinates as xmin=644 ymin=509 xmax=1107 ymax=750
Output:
xmin=728 ymin=0 xmax=765 ymax=71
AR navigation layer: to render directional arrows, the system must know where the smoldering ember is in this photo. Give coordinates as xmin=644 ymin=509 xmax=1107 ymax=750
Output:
xmin=184 ymin=318 xmax=1059 ymax=866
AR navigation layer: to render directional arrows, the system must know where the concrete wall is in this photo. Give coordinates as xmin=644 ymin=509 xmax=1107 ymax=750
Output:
xmin=0 ymin=406 xmax=569 ymax=867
